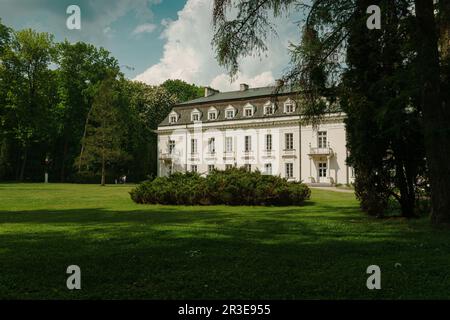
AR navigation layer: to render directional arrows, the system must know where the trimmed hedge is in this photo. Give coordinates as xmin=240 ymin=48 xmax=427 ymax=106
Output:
xmin=130 ymin=168 xmax=311 ymax=206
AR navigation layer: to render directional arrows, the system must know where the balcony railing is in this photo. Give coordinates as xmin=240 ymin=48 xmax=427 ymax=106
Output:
xmin=308 ymin=143 xmax=334 ymax=156
xmin=159 ymin=151 xmax=180 ymax=161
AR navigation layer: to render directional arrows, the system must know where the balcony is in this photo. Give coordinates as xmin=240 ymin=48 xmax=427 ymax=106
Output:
xmin=159 ymin=151 xmax=179 ymax=162
xmin=308 ymin=143 xmax=334 ymax=157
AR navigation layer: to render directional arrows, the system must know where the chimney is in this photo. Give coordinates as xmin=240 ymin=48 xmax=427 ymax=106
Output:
xmin=240 ymin=83 xmax=249 ymax=91
xmin=204 ymin=87 xmax=218 ymax=97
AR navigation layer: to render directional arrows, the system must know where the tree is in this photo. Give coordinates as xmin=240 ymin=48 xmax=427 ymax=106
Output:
xmin=211 ymin=0 xmax=448 ymax=222
xmin=55 ymin=41 xmax=120 ymax=182
xmin=414 ymin=0 xmax=450 ymax=224
xmin=76 ymin=76 xmax=127 ymax=186
xmin=1 ymin=28 xmax=56 ymax=181
xmin=161 ymin=79 xmax=204 ymax=103
xmin=0 ymin=20 xmax=12 ymax=179
xmin=120 ymin=80 xmax=177 ymax=180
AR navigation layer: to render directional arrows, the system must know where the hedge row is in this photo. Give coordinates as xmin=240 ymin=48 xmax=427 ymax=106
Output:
xmin=130 ymin=168 xmax=311 ymax=206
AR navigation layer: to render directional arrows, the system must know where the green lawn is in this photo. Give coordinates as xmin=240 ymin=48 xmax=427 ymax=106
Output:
xmin=0 ymin=183 xmax=449 ymax=299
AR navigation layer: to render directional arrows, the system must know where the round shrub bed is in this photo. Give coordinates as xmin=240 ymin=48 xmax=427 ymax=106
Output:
xmin=130 ymin=168 xmax=311 ymax=206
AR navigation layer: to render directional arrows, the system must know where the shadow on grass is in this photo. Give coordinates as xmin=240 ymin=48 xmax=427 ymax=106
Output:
xmin=1 ymin=205 xmax=450 ymax=300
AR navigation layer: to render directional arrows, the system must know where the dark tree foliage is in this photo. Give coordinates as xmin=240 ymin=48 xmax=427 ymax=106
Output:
xmin=161 ymin=79 xmax=204 ymax=103
xmin=212 ymin=0 xmax=448 ymax=221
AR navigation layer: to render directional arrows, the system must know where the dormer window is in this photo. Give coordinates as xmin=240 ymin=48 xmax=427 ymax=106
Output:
xmin=208 ymin=107 xmax=218 ymax=121
xmin=191 ymin=109 xmax=201 ymax=122
xmin=243 ymin=103 xmax=255 ymax=117
xmin=284 ymin=99 xmax=296 ymax=114
xmin=168 ymin=111 xmax=179 ymax=124
xmin=264 ymin=102 xmax=275 ymax=115
xmin=225 ymin=105 xmax=236 ymax=119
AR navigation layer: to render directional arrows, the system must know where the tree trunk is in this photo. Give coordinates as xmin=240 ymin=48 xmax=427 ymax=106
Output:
xmin=101 ymin=150 xmax=106 ymax=186
xmin=396 ymin=158 xmax=415 ymax=218
xmin=60 ymin=137 xmax=68 ymax=182
xmin=78 ymin=105 xmax=94 ymax=173
xmin=18 ymin=147 xmax=28 ymax=182
xmin=415 ymin=0 xmax=450 ymax=225
xmin=439 ymin=0 xmax=450 ymax=60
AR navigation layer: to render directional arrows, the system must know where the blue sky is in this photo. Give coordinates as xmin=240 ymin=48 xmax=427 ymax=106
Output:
xmin=0 ymin=0 xmax=301 ymax=91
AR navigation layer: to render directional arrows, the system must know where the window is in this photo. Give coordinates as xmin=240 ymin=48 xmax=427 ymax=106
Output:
xmin=225 ymin=164 xmax=234 ymax=170
xmin=285 ymin=163 xmax=294 ymax=179
xmin=285 ymin=133 xmax=294 ymax=150
xmin=245 ymin=136 xmax=252 ymax=152
xmin=169 ymin=115 xmax=178 ymax=124
xmin=264 ymin=103 xmax=274 ymax=115
xmin=225 ymin=137 xmax=233 ymax=153
xmin=168 ymin=140 xmax=175 ymax=154
xmin=243 ymin=104 xmax=255 ymax=117
xmin=319 ymin=162 xmax=327 ymax=177
xmin=192 ymin=113 xmax=200 ymax=122
xmin=318 ymin=131 xmax=327 ymax=148
xmin=284 ymin=99 xmax=296 ymax=113
xmin=208 ymin=112 xmax=217 ymax=120
xmin=244 ymin=164 xmax=252 ymax=172
xmin=191 ymin=165 xmax=198 ymax=173
xmin=208 ymin=164 xmax=215 ymax=173
xmin=264 ymin=163 xmax=272 ymax=175
xmin=191 ymin=139 xmax=197 ymax=154
xmin=208 ymin=138 xmax=215 ymax=153
xmin=225 ymin=106 xmax=236 ymax=119
xmin=265 ymin=134 xmax=272 ymax=151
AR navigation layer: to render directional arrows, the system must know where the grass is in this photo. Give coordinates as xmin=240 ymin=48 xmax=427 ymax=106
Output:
xmin=0 ymin=183 xmax=449 ymax=300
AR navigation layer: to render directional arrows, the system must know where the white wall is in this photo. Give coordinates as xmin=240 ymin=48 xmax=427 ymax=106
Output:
xmin=158 ymin=115 xmax=354 ymax=184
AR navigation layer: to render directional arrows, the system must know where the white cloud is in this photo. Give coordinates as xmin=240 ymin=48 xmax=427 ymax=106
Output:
xmin=134 ymin=0 xmax=301 ymax=91
xmin=132 ymin=23 xmax=157 ymax=35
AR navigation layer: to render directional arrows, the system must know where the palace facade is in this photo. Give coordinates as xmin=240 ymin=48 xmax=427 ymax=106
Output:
xmin=157 ymin=84 xmax=354 ymax=185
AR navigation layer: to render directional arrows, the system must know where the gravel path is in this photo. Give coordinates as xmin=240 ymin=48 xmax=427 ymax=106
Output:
xmin=309 ymin=187 xmax=355 ymax=193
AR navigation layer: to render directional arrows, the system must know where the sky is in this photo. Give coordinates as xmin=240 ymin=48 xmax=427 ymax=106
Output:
xmin=0 ymin=0 xmax=302 ymax=91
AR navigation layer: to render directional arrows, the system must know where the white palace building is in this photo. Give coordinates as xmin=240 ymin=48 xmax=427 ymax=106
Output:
xmin=157 ymin=83 xmax=355 ymax=185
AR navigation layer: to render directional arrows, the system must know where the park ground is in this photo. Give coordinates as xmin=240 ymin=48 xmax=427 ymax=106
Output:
xmin=0 ymin=183 xmax=449 ymax=299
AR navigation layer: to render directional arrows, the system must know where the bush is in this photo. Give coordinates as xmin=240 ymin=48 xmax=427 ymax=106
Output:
xmin=130 ymin=167 xmax=311 ymax=206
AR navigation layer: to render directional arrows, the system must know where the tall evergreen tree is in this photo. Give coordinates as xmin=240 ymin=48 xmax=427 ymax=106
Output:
xmin=77 ymin=76 xmax=126 ymax=186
